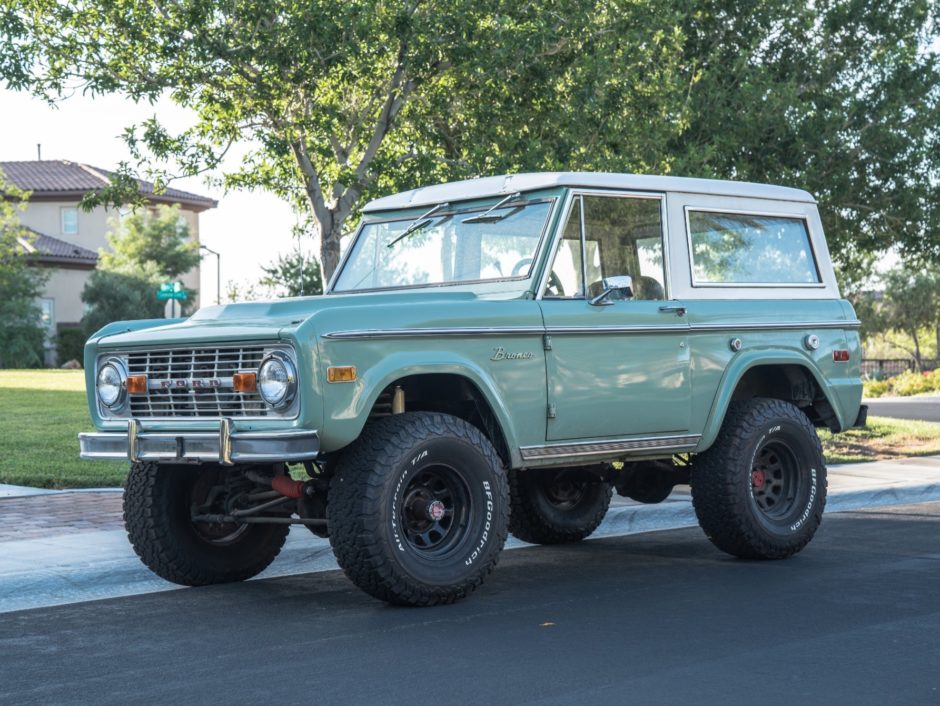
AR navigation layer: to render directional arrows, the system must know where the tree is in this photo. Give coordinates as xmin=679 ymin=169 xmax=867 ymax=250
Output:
xmin=0 ymin=173 xmax=48 ymax=368
xmin=81 ymin=205 xmax=200 ymax=333
xmin=260 ymin=251 xmax=323 ymax=298
xmin=2 ymin=1 xmax=937 ymax=285
xmin=869 ymin=265 xmax=940 ymax=369
xmin=666 ymin=1 xmax=940 ymax=290
xmin=0 ymin=1 xmax=693 ymax=279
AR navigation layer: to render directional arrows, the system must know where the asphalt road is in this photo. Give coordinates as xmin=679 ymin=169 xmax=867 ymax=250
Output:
xmin=3 ymin=502 xmax=940 ymax=706
xmin=867 ymin=396 xmax=940 ymax=422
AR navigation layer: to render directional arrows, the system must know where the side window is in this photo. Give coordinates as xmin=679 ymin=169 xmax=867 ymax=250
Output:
xmin=544 ymin=197 xmax=584 ymax=298
xmin=687 ymin=211 xmax=820 ymax=285
xmin=581 ymin=195 xmax=666 ymax=301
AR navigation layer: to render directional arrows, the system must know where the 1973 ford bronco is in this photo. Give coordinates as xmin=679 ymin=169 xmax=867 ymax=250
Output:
xmin=80 ymin=172 xmax=865 ymax=606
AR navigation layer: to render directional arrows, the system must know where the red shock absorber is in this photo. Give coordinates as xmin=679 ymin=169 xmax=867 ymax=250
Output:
xmin=271 ymin=475 xmax=305 ymax=499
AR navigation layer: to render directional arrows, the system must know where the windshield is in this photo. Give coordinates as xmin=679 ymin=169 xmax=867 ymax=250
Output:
xmin=332 ymin=200 xmax=552 ymax=292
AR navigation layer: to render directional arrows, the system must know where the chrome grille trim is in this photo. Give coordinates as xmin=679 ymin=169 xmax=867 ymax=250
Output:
xmin=100 ymin=344 xmax=295 ymax=419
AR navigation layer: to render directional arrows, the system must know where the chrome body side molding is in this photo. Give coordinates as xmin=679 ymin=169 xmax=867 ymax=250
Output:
xmin=323 ymin=320 xmax=861 ymax=340
xmin=688 ymin=320 xmax=861 ymax=332
xmin=323 ymin=327 xmax=546 ymax=340
xmin=520 ymin=434 xmax=702 ymax=462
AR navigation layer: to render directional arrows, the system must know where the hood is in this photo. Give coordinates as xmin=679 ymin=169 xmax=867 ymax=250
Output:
xmin=94 ymin=290 xmax=485 ymax=348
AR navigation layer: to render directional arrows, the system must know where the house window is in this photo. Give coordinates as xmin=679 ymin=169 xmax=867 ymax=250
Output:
xmin=39 ymin=298 xmax=55 ymax=332
xmin=61 ymin=207 xmax=79 ymax=235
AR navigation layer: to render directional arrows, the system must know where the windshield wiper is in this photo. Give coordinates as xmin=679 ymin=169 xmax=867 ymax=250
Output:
xmin=461 ymin=192 xmax=523 ymax=224
xmin=386 ymin=202 xmax=450 ymax=248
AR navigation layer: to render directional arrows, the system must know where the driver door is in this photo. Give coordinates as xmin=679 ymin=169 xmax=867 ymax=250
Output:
xmin=538 ymin=192 xmax=691 ymax=441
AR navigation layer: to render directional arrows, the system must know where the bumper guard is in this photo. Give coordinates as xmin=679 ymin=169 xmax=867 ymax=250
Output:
xmin=79 ymin=419 xmax=319 ymax=465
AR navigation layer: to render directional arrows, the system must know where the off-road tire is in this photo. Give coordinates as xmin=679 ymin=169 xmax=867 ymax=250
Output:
xmin=328 ymin=412 xmax=509 ymax=606
xmin=124 ymin=462 xmax=289 ymax=586
xmin=691 ymin=398 xmax=827 ymax=560
xmin=509 ymin=468 xmax=613 ymax=544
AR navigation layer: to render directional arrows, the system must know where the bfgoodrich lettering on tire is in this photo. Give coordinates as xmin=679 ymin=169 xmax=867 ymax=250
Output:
xmin=327 ymin=412 xmax=509 ymax=606
xmin=690 ymin=398 xmax=827 ymax=560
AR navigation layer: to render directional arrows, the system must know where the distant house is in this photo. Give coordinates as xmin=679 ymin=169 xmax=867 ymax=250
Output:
xmin=1 ymin=160 xmax=217 ymax=364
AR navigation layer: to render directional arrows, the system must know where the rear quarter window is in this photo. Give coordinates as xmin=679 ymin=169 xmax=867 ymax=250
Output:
xmin=687 ymin=210 xmax=821 ymax=286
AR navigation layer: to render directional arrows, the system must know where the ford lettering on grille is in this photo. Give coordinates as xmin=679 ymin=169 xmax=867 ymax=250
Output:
xmin=153 ymin=378 xmax=226 ymax=390
xmin=123 ymin=345 xmax=276 ymax=418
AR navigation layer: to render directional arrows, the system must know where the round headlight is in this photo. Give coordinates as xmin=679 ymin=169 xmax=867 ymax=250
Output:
xmin=257 ymin=353 xmax=296 ymax=409
xmin=97 ymin=359 xmax=127 ymax=409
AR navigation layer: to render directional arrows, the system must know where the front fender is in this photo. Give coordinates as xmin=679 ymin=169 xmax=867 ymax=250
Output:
xmin=696 ymin=350 xmax=847 ymax=452
xmin=317 ymin=350 xmax=529 ymax=467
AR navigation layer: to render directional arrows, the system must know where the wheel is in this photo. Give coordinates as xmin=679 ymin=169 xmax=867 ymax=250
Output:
xmin=691 ymin=398 xmax=827 ymax=560
xmin=509 ymin=467 xmax=612 ymax=544
xmin=328 ymin=412 xmax=510 ymax=606
xmin=124 ymin=463 xmax=289 ymax=586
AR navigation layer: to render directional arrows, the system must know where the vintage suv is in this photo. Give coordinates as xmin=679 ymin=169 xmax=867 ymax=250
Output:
xmin=80 ymin=173 xmax=865 ymax=606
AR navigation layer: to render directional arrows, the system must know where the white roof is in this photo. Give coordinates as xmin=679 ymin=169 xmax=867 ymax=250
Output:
xmin=363 ymin=172 xmax=815 ymax=212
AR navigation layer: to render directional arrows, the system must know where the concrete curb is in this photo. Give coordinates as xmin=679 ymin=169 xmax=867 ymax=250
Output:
xmin=2 ymin=479 xmax=940 ymax=615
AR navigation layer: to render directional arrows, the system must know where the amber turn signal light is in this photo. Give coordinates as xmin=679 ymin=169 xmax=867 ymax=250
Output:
xmin=233 ymin=372 xmax=258 ymax=392
xmin=127 ymin=375 xmax=148 ymax=395
xmin=327 ymin=366 xmax=357 ymax=383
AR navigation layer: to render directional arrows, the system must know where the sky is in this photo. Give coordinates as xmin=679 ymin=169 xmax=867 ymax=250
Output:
xmin=0 ymin=87 xmax=304 ymax=304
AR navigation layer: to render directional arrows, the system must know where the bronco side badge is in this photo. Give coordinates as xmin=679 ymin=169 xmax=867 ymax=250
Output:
xmin=491 ymin=347 xmax=534 ymax=361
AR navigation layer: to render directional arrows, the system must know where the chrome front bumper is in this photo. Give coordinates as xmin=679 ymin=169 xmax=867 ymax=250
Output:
xmin=79 ymin=419 xmax=319 ymax=465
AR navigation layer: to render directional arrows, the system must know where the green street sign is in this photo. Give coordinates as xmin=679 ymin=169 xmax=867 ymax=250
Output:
xmin=157 ymin=281 xmax=188 ymax=301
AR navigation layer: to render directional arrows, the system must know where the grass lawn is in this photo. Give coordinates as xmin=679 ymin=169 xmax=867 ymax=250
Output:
xmin=818 ymin=416 xmax=940 ymax=464
xmin=0 ymin=370 xmax=128 ymax=488
xmin=2 ymin=370 xmax=940 ymax=488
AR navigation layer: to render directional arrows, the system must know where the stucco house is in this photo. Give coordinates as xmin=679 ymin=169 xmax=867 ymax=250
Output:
xmin=1 ymin=159 xmax=216 ymax=364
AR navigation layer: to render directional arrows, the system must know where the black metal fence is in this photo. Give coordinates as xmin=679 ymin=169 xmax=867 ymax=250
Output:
xmin=862 ymin=358 xmax=939 ymax=379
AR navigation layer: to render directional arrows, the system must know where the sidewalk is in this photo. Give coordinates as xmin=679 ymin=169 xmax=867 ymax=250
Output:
xmin=2 ymin=457 xmax=940 ymax=614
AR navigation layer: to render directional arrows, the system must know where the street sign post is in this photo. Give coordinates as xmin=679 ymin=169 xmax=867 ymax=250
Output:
xmin=158 ymin=282 xmax=187 ymax=318
xmin=157 ymin=282 xmax=188 ymax=301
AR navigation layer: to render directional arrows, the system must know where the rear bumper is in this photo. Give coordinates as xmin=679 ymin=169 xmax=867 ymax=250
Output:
xmin=79 ymin=419 xmax=319 ymax=465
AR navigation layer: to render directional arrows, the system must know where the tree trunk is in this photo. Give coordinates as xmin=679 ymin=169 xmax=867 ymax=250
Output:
xmin=935 ymin=324 xmax=939 ymax=367
xmin=320 ymin=221 xmax=344 ymax=285
xmin=911 ymin=329 xmax=923 ymax=371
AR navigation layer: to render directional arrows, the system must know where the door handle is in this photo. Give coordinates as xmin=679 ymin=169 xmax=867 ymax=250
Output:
xmin=658 ymin=305 xmax=687 ymax=317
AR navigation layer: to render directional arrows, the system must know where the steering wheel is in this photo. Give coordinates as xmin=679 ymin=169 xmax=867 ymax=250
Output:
xmin=511 ymin=258 xmax=533 ymax=277
xmin=544 ymin=271 xmax=565 ymax=297
xmin=512 ymin=257 xmax=565 ymax=296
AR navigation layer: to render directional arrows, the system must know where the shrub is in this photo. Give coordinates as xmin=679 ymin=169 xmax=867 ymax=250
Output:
xmin=863 ymin=379 xmax=891 ymax=398
xmin=56 ymin=327 xmax=87 ymax=366
xmin=889 ymin=370 xmax=936 ymax=397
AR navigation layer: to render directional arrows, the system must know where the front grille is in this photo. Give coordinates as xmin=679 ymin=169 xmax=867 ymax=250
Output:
xmin=125 ymin=345 xmax=272 ymax=418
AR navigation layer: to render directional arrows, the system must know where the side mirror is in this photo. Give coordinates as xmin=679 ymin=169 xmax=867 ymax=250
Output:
xmin=589 ymin=275 xmax=633 ymax=306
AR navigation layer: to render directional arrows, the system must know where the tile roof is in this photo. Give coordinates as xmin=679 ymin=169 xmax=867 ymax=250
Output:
xmin=17 ymin=227 xmax=99 ymax=267
xmin=0 ymin=160 xmax=217 ymax=211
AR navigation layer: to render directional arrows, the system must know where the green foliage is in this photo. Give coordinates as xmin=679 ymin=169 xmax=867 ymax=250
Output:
xmin=862 ymin=379 xmax=891 ymax=398
xmin=3 ymin=2 xmax=938 ymax=283
xmin=863 ymin=369 xmax=940 ymax=398
xmin=98 ymin=205 xmax=200 ymax=280
xmin=0 ymin=172 xmax=48 ymax=368
xmin=260 ymin=250 xmax=323 ymax=298
xmin=81 ymin=205 xmax=199 ymax=333
xmin=857 ymin=262 xmax=940 ymax=369
xmin=55 ymin=326 xmax=86 ymax=366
